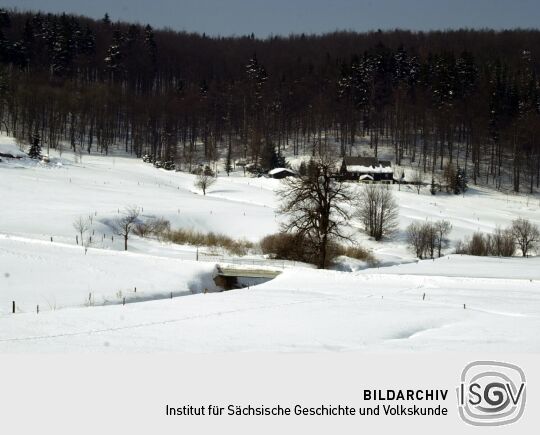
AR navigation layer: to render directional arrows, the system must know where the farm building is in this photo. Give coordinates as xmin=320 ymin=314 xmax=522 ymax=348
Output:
xmin=268 ymin=167 xmax=296 ymax=179
xmin=340 ymin=157 xmax=393 ymax=182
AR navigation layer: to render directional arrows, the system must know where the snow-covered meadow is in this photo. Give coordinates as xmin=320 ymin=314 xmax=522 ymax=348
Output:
xmin=1 ymin=136 xmax=539 ymax=352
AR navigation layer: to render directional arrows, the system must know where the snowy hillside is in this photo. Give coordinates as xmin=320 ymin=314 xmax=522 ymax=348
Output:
xmin=1 ymin=255 xmax=539 ymax=352
xmin=1 ymin=136 xmax=539 ymax=352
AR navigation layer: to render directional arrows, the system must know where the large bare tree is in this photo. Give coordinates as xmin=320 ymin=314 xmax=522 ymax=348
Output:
xmin=194 ymin=172 xmax=216 ymax=196
xmin=113 ymin=206 xmax=141 ymax=251
xmin=511 ymin=218 xmax=539 ymax=257
xmin=356 ymin=184 xmax=399 ymax=241
xmin=277 ymin=156 xmax=353 ymax=269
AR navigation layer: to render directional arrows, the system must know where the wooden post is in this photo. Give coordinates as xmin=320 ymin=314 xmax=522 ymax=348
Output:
xmin=37 ymin=305 xmax=39 ymax=314
xmin=12 ymin=301 xmax=15 ymax=313
xmin=123 ymin=297 xmax=125 ymax=306
xmin=196 ymin=247 xmax=199 ymax=261
xmin=170 ymin=292 xmax=173 ymax=299
xmin=134 ymin=286 xmax=136 ymax=293
xmin=463 ymin=304 xmax=466 ymax=309
xmin=422 ymin=293 xmax=426 ymax=300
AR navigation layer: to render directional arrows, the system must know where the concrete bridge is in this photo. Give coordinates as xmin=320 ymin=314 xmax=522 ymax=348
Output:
xmin=213 ymin=264 xmax=282 ymax=290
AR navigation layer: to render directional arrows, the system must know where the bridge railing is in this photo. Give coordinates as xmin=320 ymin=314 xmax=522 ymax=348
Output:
xmin=197 ymin=252 xmax=305 ymax=270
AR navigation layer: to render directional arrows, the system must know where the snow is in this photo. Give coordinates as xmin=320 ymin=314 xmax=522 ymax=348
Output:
xmin=1 ymin=255 xmax=539 ymax=352
xmin=268 ymin=167 xmax=295 ymax=176
xmin=346 ymin=164 xmax=393 ymax=173
xmin=0 ymin=137 xmax=27 ymax=158
xmin=0 ymin=234 xmax=217 ymax=314
xmin=1 ymin=134 xmax=539 ymax=352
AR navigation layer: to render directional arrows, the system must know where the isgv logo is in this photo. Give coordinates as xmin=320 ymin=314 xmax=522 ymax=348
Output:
xmin=457 ymin=361 xmax=526 ymax=426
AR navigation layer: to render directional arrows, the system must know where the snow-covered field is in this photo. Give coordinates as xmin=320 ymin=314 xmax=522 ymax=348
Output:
xmin=1 ymin=136 xmax=539 ymax=352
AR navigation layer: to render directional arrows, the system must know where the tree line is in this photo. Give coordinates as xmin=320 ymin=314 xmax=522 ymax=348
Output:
xmin=1 ymin=9 xmax=540 ymax=192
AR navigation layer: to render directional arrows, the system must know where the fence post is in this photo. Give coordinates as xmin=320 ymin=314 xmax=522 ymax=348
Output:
xmin=37 ymin=305 xmax=39 ymax=314
xmin=12 ymin=301 xmax=15 ymax=313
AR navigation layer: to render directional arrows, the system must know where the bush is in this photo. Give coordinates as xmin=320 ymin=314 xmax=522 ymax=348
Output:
xmin=162 ymin=161 xmax=175 ymax=170
xmin=455 ymin=226 xmax=517 ymax=257
xmin=191 ymin=165 xmax=215 ymax=176
xmin=133 ymin=217 xmax=171 ymax=239
xmin=260 ymin=233 xmax=307 ymax=262
xmin=406 ymin=220 xmax=452 ymax=259
xmin=260 ymin=232 xmax=377 ymax=267
xmin=134 ymin=222 xmax=152 ymax=237
xmin=331 ymin=245 xmax=378 ymax=267
xmin=166 ymin=228 xmax=253 ymax=256
xmin=468 ymin=232 xmax=488 ymax=256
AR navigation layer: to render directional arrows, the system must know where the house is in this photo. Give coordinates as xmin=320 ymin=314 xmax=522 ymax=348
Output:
xmin=268 ymin=167 xmax=296 ymax=179
xmin=340 ymin=157 xmax=393 ymax=183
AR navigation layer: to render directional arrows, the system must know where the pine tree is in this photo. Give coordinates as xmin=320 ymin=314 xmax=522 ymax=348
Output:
xmin=298 ymin=161 xmax=307 ymax=177
xmin=225 ymin=142 xmax=233 ymax=176
xmin=104 ymin=28 xmax=125 ymax=80
xmin=0 ymin=8 xmax=10 ymax=62
xmin=455 ymin=167 xmax=468 ymax=194
xmin=28 ymin=133 xmax=42 ymax=159
xmin=144 ymin=24 xmax=157 ymax=66
xmin=262 ymin=145 xmax=287 ymax=170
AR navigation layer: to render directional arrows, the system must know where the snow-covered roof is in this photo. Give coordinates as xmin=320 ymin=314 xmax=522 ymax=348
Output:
xmin=268 ymin=167 xmax=295 ymax=175
xmin=0 ymin=139 xmax=27 ymax=158
xmin=342 ymin=157 xmax=393 ymax=174
xmin=346 ymin=165 xmax=393 ymax=174
xmin=359 ymin=174 xmax=374 ymax=180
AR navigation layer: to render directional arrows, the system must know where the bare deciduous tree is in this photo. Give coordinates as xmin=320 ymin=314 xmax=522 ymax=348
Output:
xmin=511 ymin=218 xmax=539 ymax=257
xmin=410 ymin=171 xmax=424 ymax=194
xmin=134 ymin=216 xmax=171 ymax=240
xmin=194 ymin=173 xmax=216 ymax=195
xmin=113 ymin=206 xmax=141 ymax=251
xmin=434 ymin=220 xmax=452 ymax=257
xmin=406 ymin=222 xmax=427 ymax=258
xmin=406 ymin=220 xmax=452 ymax=259
xmin=356 ymin=184 xmax=399 ymax=241
xmin=394 ymin=166 xmax=404 ymax=191
xmin=278 ymin=156 xmax=353 ymax=269
xmin=491 ymin=226 xmax=516 ymax=257
xmin=73 ymin=216 xmax=90 ymax=245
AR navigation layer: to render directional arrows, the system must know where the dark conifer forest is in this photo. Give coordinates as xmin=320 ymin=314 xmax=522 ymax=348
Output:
xmin=1 ymin=9 xmax=540 ymax=192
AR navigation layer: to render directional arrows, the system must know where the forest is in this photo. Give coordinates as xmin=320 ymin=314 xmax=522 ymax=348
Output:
xmin=1 ymin=8 xmax=540 ymax=192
